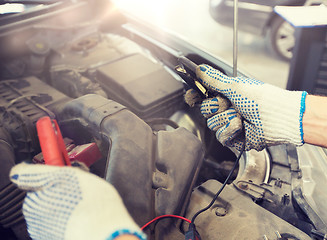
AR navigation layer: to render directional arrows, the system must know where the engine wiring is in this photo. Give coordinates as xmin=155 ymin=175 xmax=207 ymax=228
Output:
xmin=141 ymin=141 xmax=245 ymax=240
xmin=184 ymin=142 xmax=246 ymax=240
xmin=190 ymin=142 xmax=245 ymax=224
xmin=141 ymin=215 xmax=191 ymax=230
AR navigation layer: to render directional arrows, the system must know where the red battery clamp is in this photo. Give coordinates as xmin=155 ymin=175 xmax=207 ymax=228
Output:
xmin=36 ymin=116 xmax=71 ymax=166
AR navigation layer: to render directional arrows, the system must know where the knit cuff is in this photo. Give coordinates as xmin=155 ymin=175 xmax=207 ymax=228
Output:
xmin=106 ymin=229 xmax=147 ymax=240
xmin=299 ymin=91 xmax=308 ymax=143
xmin=260 ymin=89 xmax=307 ymax=146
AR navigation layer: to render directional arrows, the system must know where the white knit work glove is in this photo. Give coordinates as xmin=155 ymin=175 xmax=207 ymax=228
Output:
xmin=185 ymin=64 xmax=307 ymax=151
xmin=10 ymin=163 xmax=146 ymax=240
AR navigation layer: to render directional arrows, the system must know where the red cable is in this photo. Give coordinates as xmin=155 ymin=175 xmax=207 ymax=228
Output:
xmin=141 ymin=214 xmax=191 ymax=230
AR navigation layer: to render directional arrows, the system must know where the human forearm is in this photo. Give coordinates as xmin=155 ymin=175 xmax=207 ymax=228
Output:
xmin=187 ymin=64 xmax=327 ymax=151
xmin=303 ymin=95 xmax=327 ymax=148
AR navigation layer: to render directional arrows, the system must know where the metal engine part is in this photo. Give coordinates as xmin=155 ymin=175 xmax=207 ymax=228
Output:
xmin=181 ymin=180 xmax=311 ymax=240
xmin=233 ymin=145 xmax=317 ymax=235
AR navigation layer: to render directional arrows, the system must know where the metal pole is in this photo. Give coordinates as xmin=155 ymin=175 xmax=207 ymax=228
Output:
xmin=233 ymin=0 xmax=238 ymax=77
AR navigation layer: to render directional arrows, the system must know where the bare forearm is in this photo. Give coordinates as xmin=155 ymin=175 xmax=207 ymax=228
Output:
xmin=303 ymin=95 xmax=327 ymax=148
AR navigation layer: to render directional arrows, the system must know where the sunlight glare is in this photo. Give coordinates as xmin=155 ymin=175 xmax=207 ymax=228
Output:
xmin=112 ymin=0 xmax=172 ymax=27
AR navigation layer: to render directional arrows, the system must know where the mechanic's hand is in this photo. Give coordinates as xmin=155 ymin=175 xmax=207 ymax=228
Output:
xmin=10 ymin=163 xmax=146 ymax=240
xmin=185 ymin=64 xmax=307 ymax=151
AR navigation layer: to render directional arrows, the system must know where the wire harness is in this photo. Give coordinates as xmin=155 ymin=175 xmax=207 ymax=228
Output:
xmin=141 ymin=143 xmax=245 ymax=240
xmin=186 ymin=142 xmax=245 ymax=239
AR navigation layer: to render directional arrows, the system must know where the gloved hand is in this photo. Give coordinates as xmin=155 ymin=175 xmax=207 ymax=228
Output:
xmin=185 ymin=64 xmax=307 ymax=151
xmin=10 ymin=163 xmax=146 ymax=240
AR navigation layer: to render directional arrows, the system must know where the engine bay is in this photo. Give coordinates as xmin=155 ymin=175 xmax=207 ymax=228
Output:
xmin=0 ymin=1 xmax=325 ymax=239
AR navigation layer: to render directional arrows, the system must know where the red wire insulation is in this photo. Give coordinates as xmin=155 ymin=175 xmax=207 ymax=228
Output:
xmin=141 ymin=214 xmax=191 ymax=230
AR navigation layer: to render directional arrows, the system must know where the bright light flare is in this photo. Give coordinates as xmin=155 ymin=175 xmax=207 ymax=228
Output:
xmin=0 ymin=3 xmax=25 ymax=14
xmin=112 ymin=0 xmax=173 ymax=28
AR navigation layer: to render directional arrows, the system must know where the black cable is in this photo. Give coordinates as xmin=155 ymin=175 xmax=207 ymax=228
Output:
xmin=190 ymin=142 xmax=245 ymax=224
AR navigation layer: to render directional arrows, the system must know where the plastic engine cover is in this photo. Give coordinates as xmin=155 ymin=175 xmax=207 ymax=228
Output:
xmin=96 ymin=53 xmax=184 ymax=119
xmin=50 ymin=34 xmax=184 ymax=119
xmin=60 ymin=94 xmax=204 ymax=227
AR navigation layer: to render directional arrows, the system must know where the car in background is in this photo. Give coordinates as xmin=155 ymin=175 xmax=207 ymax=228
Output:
xmin=209 ymin=0 xmax=327 ymax=61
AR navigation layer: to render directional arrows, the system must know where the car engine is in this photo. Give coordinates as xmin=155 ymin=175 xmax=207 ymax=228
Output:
xmin=0 ymin=1 xmax=325 ymax=239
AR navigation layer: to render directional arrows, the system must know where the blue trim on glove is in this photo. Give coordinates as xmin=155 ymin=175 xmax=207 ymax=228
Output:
xmin=299 ymin=91 xmax=308 ymax=143
xmin=106 ymin=229 xmax=147 ymax=240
